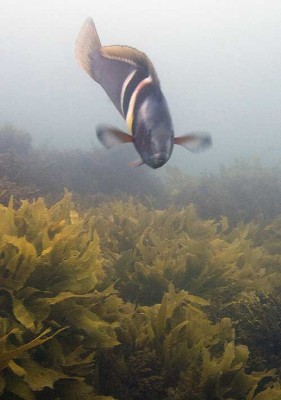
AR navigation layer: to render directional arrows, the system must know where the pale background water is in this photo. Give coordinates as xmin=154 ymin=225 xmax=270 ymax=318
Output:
xmin=1 ymin=0 xmax=281 ymax=173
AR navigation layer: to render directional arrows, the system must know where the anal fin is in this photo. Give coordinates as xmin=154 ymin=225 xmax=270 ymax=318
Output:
xmin=128 ymin=159 xmax=144 ymax=167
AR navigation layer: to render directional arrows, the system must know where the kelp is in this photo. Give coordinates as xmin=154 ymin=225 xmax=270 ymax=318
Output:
xmin=92 ymin=199 xmax=281 ymax=305
xmin=1 ymin=192 xmax=281 ymax=399
xmin=97 ymin=287 xmax=281 ymax=400
xmin=214 ymin=291 xmax=281 ymax=372
xmin=164 ymin=161 xmax=281 ymax=226
xmin=0 ymin=176 xmax=38 ymax=208
xmin=0 ymin=192 xmax=122 ymax=399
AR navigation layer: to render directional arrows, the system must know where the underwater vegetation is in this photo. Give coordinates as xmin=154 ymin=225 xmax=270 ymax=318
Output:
xmin=2 ymin=124 xmax=281 ymax=226
xmin=2 ymin=125 xmax=281 ymax=228
xmin=1 ymin=125 xmax=281 ymax=398
xmin=1 ymin=191 xmax=281 ymax=399
xmin=0 ymin=125 xmax=32 ymax=156
xmin=0 ymin=125 xmax=165 ymax=206
xmin=165 ymin=161 xmax=281 ymax=226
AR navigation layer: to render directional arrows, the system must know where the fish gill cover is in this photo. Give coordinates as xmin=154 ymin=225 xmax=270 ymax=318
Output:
xmin=1 ymin=126 xmax=281 ymax=399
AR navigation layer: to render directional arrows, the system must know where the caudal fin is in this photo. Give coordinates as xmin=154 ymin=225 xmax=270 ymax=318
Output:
xmin=76 ymin=17 xmax=102 ymax=81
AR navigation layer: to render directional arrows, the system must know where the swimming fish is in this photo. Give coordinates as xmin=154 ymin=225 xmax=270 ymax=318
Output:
xmin=76 ymin=17 xmax=212 ymax=169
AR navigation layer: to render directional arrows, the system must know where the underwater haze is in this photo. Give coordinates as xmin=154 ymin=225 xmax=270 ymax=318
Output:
xmin=2 ymin=2 xmax=281 ymax=399
xmin=1 ymin=0 xmax=281 ymax=172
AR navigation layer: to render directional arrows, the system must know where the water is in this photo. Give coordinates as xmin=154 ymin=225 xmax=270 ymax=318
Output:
xmin=0 ymin=1 xmax=281 ymax=399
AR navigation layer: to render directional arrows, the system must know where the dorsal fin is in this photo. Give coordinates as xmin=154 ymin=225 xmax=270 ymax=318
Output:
xmin=102 ymin=45 xmax=160 ymax=85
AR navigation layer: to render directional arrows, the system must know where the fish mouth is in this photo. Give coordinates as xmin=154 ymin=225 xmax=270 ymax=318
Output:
xmin=150 ymin=153 xmax=167 ymax=169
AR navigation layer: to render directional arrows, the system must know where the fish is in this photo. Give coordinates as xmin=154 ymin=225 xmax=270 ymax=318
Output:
xmin=76 ymin=17 xmax=212 ymax=169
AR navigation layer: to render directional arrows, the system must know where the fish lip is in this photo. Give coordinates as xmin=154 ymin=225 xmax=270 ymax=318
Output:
xmin=153 ymin=152 xmax=164 ymax=158
xmin=151 ymin=163 xmax=165 ymax=169
xmin=150 ymin=155 xmax=167 ymax=168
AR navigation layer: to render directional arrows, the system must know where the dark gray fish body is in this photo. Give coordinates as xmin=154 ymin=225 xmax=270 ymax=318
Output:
xmin=132 ymin=87 xmax=174 ymax=168
xmin=90 ymin=50 xmax=134 ymax=116
xmin=76 ymin=18 xmax=212 ymax=169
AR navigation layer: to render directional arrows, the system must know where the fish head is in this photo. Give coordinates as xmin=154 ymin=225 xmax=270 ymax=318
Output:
xmin=133 ymin=92 xmax=174 ymax=169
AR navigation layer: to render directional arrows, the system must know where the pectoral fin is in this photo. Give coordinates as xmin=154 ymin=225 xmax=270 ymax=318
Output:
xmin=174 ymin=132 xmax=212 ymax=152
xmin=96 ymin=125 xmax=133 ymax=149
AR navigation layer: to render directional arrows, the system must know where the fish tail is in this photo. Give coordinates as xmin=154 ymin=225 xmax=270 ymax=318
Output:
xmin=76 ymin=17 xmax=102 ymax=81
